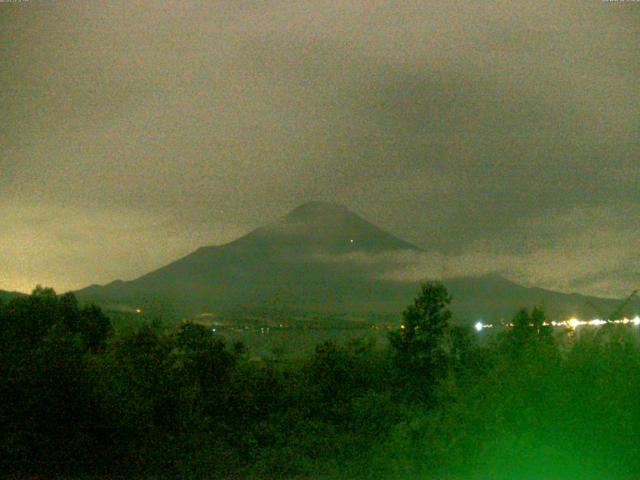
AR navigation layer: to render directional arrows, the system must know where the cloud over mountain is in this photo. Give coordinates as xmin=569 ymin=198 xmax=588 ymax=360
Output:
xmin=76 ymin=203 xmax=639 ymax=322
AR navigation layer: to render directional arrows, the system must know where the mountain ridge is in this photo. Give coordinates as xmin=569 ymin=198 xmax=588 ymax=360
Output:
xmin=75 ymin=203 xmax=639 ymax=322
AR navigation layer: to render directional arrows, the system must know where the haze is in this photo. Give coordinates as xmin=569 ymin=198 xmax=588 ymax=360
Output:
xmin=1 ymin=1 xmax=638 ymax=296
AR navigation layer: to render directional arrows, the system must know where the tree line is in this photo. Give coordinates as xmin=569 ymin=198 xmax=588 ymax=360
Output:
xmin=1 ymin=283 xmax=640 ymax=479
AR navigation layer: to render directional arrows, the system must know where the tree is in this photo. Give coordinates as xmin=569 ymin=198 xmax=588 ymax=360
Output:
xmin=79 ymin=304 xmax=113 ymax=352
xmin=173 ymin=322 xmax=237 ymax=388
xmin=503 ymin=306 xmax=554 ymax=360
xmin=0 ymin=287 xmax=108 ymax=475
xmin=389 ymin=282 xmax=452 ymax=401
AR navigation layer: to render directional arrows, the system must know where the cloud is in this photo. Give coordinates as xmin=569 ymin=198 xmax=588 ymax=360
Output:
xmin=0 ymin=202 xmax=249 ymax=293
xmin=304 ymin=204 xmax=638 ymax=297
xmin=1 ymin=1 xmax=638 ymax=295
xmin=380 ymin=206 xmax=639 ymax=297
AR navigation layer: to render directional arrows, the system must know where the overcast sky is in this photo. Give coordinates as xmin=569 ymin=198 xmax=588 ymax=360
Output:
xmin=1 ymin=1 xmax=638 ymax=297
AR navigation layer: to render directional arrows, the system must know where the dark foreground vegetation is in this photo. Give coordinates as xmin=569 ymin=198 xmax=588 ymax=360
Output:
xmin=2 ymin=284 xmax=640 ymax=479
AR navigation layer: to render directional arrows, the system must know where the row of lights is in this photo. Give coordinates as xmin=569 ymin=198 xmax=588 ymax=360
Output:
xmin=474 ymin=316 xmax=640 ymax=332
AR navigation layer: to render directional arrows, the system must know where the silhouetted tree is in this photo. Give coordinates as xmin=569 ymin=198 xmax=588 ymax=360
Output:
xmin=0 ymin=287 xmax=112 ymax=475
xmin=503 ymin=306 xmax=555 ymax=361
xmin=389 ymin=282 xmax=452 ymax=401
xmin=79 ymin=304 xmax=113 ymax=352
xmin=174 ymin=322 xmax=237 ymax=391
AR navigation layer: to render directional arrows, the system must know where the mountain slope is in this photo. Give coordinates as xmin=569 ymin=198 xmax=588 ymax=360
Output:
xmin=442 ymin=273 xmax=638 ymax=323
xmin=77 ymin=202 xmax=421 ymax=315
xmin=76 ymin=202 xmax=638 ymax=322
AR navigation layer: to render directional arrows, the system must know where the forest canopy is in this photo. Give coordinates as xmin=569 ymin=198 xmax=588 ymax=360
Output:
xmin=1 ymin=284 xmax=639 ymax=479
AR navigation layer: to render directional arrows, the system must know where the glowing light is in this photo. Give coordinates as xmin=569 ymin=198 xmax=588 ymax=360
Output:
xmin=135 ymin=308 xmax=142 ymax=314
xmin=568 ymin=318 xmax=581 ymax=329
xmin=473 ymin=315 xmax=640 ymax=330
xmin=350 ymin=239 xmax=354 ymax=244
xmin=400 ymin=324 xmax=405 ymax=330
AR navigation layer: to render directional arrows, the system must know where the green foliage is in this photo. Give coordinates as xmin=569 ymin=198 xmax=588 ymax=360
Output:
xmin=502 ymin=306 xmax=555 ymax=360
xmin=388 ymin=281 xmax=453 ymax=401
xmin=0 ymin=288 xmax=112 ymax=475
xmin=3 ymin=285 xmax=640 ymax=479
xmin=378 ymin=313 xmax=640 ymax=480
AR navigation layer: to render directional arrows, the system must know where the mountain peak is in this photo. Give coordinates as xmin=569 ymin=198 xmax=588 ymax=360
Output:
xmin=285 ymin=201 xmax=350 ymax=221
xmin=73 ymin=201 xmax=640 ymax=322
xmin=260 ymin=201 xmax=421 ymax=253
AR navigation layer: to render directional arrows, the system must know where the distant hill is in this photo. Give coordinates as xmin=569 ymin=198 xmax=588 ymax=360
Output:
xmin=76 ymin=202 xmax=639 ymax=323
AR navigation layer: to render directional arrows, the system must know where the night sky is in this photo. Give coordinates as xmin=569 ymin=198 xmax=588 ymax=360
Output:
xmin=1 ymin=1 xmax=638 ymax=297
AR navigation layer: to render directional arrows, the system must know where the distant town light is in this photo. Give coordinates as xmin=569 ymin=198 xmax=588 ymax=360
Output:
xmin=474 ymin=321 xmax=483 ymax=332
xmin=568 ymin=318 xmax=581 ymax=329
xmin=135 ymin=308 xmax=142 ymax=314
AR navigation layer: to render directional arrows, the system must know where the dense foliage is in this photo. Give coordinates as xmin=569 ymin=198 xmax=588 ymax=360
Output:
xmin=1 ymin=283 xmax=640 ymax=479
